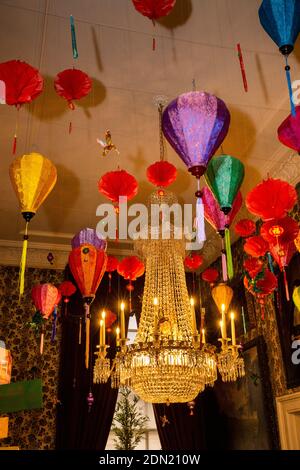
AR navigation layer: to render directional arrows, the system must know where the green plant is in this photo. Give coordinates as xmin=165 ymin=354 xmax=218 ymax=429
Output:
xmin=111 ymin=387 xmax=149 ymax=450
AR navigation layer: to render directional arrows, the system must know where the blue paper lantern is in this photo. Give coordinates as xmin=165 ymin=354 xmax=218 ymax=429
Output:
xmin=259 ymin=0 xmax=300 ymax=116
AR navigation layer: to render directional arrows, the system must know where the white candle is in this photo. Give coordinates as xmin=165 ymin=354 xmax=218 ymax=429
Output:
xmin=230 ymin=311 xmax=236 ymax=346
xmin=120 ymin=302 xmax=125 ymax=339
xmin=116 ymin=326 xmax=120 ymax=347
xmin=101 ymin=310 xmax=106 ymax=346
xmin=190 ymin=297 xmax=197 ymax=334
xmin=220 ymin=320 xmax=224 ymax=339
xmin=99 ymin=319 xmax=104 ymax=346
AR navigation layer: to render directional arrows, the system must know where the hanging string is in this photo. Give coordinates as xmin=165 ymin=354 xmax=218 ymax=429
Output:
xmin=84 ymin=303 xmax=90 ymax=369
xmin=12 ymin=106 xmax=20 ymax=155
xmin=152 ymin=19 xmax=156 ymax=51
xmin=158 ymin=102 xmax=165 ymax=161
xmin=285 ymin=55 xmax=296 ymax=116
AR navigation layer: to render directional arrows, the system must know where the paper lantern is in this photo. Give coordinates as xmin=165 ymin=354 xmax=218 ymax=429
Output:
xmin=0 ymin=60 xmax=44 ymax=153
xmin=201 ymin=268 xmax=219 ymax=284
xmin=292 ymin=286 xmax=300 ymax=311
xmin=71 ymin=227 xmax=107 ymax=251
xmin=132 ymin=0 xmax=176 ymax=49
xmin=244 ymin=236 xmax=269 ymax=258
xmin=244 ymin=269 xmax=277 ymax=319
xmin=234 ymin=219 xmax=256 ymax=237
xmin=246 ymin=178 xmax=297 ymax=220
xmin=243 ymin=257 xmax=264 ymax=279
xmin=211 ymin=283 xmax=233 ymax=314
xmin=146 ymin=161 xmax=177 ymax=187
xmin=31 ymin=283 xmax=59 ymax=354
xmin=259 ymin=0 xmax=300 ymax=116
xmin=69 ymin=244 xmax=107 ymax=369
xmin=205 ymin=155 xmax=245 ymax=215
xmin=162 ymin=91 xmax=230 ymax=244
xmin=54 ymin=68 xmax=92 ymax=132
xmin=106 ymin=255 xmax=119 ymax=293
xmin=184 ymin=253 xmax=203 ymax=271
xmin=98 ymin=169 xmax=138 ymax=206
xmin=202 ymin=187 xmax=242 ymax=281
xmin=117 ymin=256 xmax=145 ymax=310
xmin=9 ymin=153 xmax=57 ymax=295
xmin=58 ymin=280 xmax=76 ymax=303
xmin=278 ymin=105 xmax=300 ymax=154
xmin=260 ymin=216 xmax=299 ymax=245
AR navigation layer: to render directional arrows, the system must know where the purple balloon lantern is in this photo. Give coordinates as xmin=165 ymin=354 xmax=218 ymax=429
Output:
xmin=162 ymin=91 xmax=230 ymax=178
xmin=71 ymin=227 xmax=107 ymax=251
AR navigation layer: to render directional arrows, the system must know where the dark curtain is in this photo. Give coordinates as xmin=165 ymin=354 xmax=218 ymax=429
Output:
xmin=56 ymin=270 xmax=144 ymax=450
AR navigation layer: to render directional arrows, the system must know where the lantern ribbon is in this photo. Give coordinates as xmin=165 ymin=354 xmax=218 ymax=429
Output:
xmin=285 ymin=56 xmax=296 ymax=117
xmin=78 ymin=316 xmax=82 ymax=345
xmin=267 ymin=251 xmax=275 ymax=274
xmin=84 ymin=303 xmax=90 ymax=369
xmin=195 ymin=180 xmax=206 ymax=244
xmin=19 ymin=221 xmax=29 ymax=297
xmin=283 ymin=268 xmax=290 ymax=301
xmin=40 ymin=324 xmax=45 ymax=355
xmin=12 ymin=107 xmax=20 ymax=155
xmin=70 ymin=15 xmax=79 ymax=59
xmin=51 ymin=306 xmax=57 ymax=343
xmin=220 ymin=236 xmax=228 ymax=282
xmin=225 ymin=227 xmax=233 ymax=279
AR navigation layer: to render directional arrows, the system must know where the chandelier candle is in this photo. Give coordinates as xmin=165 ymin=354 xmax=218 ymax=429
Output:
xmin=190 ymin=297 xmax=197 ymax=335
xmin=101 ymin=311 xmax=106 ymax=346
xmin=116 ymin=326 xmax=120 ymax=347
xmin=120 ymin=302 xmax=125 ymax=340
xmin=202 ymin=328 xmax=206 ymax=345
xmin=230 ymin=312 xmax=236 ymax=346
xmin=99 ymin=320 xmax=104 ymax=347
xmin=221 ymin=304 xmax=226 ymax=339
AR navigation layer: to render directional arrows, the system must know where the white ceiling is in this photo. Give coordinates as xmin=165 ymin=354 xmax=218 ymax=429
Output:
xmin=0 ymin=0 xmax=300 ymax=267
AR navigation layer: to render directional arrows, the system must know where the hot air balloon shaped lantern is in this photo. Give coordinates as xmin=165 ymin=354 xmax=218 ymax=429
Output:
xmin=202 ymin=186 xmax=242 ymax=281
xmin=69 ymin=229 xmax=107 ymax=370
xmin=259 ymin=0 xmax=300 ymax=116
xmin=0 ymin=60 xmax=44 ymax=154
xmin=31 ymin=284 xmax=59 ymax=354
xmin=54 ymin=68 xmax=92 ymax=133
xmin=132 ymin=0 xmax=176 ymax=50
xmin=205 ymin=155 xmax=245 ymax=280
xmin=9 ymin=153 xmax=57 ymax=296
xmin=162 ymin=91 xmax=230 ymax=248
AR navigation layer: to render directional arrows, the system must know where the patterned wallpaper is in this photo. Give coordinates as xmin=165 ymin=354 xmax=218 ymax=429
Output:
xmin=0 ymin=266 xmax=64 ymax=449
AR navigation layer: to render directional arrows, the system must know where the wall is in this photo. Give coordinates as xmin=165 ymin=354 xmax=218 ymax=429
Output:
xmin=0 ymin=266 xmax=63 ymax=449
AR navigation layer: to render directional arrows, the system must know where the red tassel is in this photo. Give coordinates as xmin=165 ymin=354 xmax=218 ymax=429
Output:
xmin=69 ymin=121 xmax=72 ymax=134
xmin=283 ymin=269 xmax=290 ymax=301
xmin=12 ymin=134 xmax=17 ymax=154
xmin=237 ymin=43 xmax=248 ymax=92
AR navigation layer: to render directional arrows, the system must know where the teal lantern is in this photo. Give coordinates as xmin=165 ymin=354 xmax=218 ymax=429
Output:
xmin=259 ymin=0 xmax=300 ymax=116
xmin=205 ymin=154 xmax=245 ymax=279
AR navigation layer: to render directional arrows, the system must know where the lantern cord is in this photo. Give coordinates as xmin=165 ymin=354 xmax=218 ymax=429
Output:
xmin=19 ymin=221 xmax=29 ymax=297
xmin=85 ymin=303 xmax=90 ymax=369
xmin=221 ymin=237 xmax=228 ymax=282
xmin=12 ymin=107 xmax=19 ymax=155
xmin=195 ymin=179 xmax=206 ymax=243
xmin=225 ymin=228 xmax=233 ymax=279
xmin=285 ymin=56 xmax=296 ymax=117
xmin=152 ymin=19 xmax=156 ymax=51
xmin=40 ymin=324 xmax=45 ymax=355
xmin=51 ymin=306 xmax=57 ymax=343
xmin=78 ymin=316 xmax=82 ymax=345
xmin=158 ymin=102 xmax=165 ymax=161
xmin=283 ymin=268 xmax=290 ymax=301
xmin=237 ymin=43 xmax=248 ymax=92
xmin=70 ymin=15 xmax=79 ymax=59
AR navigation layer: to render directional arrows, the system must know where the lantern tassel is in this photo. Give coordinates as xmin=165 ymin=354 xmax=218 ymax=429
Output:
xmin=19 ymin=222 xmax=29 ymax=297
xmin=195 ymin=181 xmax=206 ymax=244
xmin=108 ymin=273 xmax=112 ymax=294
xmin=40 ymin=324 xmax=45 ymax=355
xmin=78 ymin=316 xmax=82 ymax=345
xmin=85 ymin=304 xmax=90 ymax=369
xmin=225 ymin=228 xmax=234 ymax=279
xmin=285 ymin=57 xmax=296 ymax=117
xmin=283 ymin=268 xmax=290 ymax=301
xmin=12 ymin=134 xmax=17 ymax=154
xmin=70 ymin=15 xmax=79 ymax=59
xmin=220 ymin=236 xmax=228 ymax=282
xmin=237 ymin=43 xmax=248 ymax=92
xmin=267 ymin=252 xmax=274 ymax=274
xmin=51 ymin=306 xmax=57 ymax=343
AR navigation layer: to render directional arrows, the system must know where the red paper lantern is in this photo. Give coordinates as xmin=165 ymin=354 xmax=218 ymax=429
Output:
xmin=146 ymin=161 xmax=177 ymax=187
xmin=117 ymin=256 xmax=145 ymax=281
xmin=201 ymin=268 xmax=219 ymax=284
xmin=184 ymin=253 xmax=203 ymax=271
xmin=234 ymin=219 xmax=256 ymax=237
xmin=54 ymin=68 xmax=92 ymax=109
xmin=106 ymin=255 xmax=119 ymax=273
xmin=244 ymin=269 xmax=277 ymax=320
xmin=98 ymin=170 xmax=138 ymax=206
xmin=278 ymin=106 xmax=300 ymax=154
xmin=246 ymin=178 xmax=297 ymax=220
xmin=0 ymin=60 xmax=44 ymax=153
xmin=31 ymin=283 xmax=59 ymax=319
xmin=256 ymin=269 xmax=278 ymax=295
xmin=58 ymin=280 xmax=76 ymax=303
xmin=132 ymin=0 xmax=176 ymax=20
xmin=260 ymin=216 xmax=299 ymax=245
xmin=244 ymin=236 xmax=269 ymax=258
xmin=243 ymin=257 xmax=263 ymax=279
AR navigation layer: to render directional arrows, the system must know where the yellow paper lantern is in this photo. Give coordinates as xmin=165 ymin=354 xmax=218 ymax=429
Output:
xmin=9 ymin=152 xmax=57 ymax=295
xmin=211 ymin=282 xmax=233 ymax=314
xmin=292 ymin=286 xmax=300 ymax=311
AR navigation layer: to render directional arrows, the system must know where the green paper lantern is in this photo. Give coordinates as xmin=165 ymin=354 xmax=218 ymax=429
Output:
xmin=205 ymin=155 xmax=245 ymax=214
